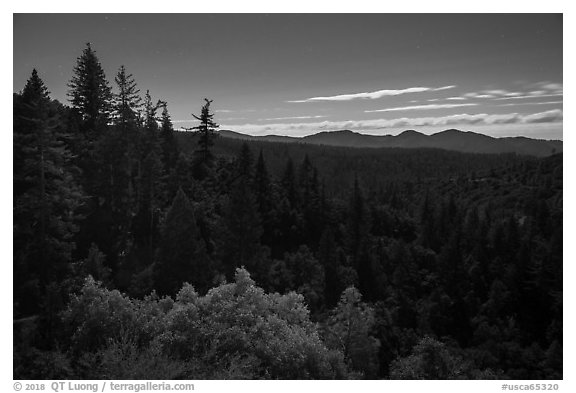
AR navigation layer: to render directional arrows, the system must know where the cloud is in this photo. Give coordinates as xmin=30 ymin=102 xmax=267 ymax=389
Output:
xmin=522 ymin=109 xmax=563 ymax=123
xmin=365 ymin=103 xmax=478 ymax=113
xmin=218 ymin=117 xmax=248 ymax=121
xmin=259 ymin=115 xmax=327 ymax=121
xmin=494 ymin=93 xmax=563 ymax=101
xmin=455 ymin=82 xmax=563 ymax=101
xmin=498 ymin=101 xmax=563 ymax=107
xmin=464 ymin=92 xmax=495 ymax=99
xmin=214 ymin=109 xmax=257 ymax=113
xmin=172 ymin=119 xmax=194 ymax=124
xmin=531 ymin=81 xmax=563 ymax=91
xmin=287 ymin=85 xmax=456 ymax=103
xmin=483 ymin=89 xmax=509 ymax=96
xmin=221 ymin=109 xmax=562 ymax=136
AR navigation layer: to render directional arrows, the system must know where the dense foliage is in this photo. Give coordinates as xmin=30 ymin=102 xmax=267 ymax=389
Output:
xmin=14 ymin=44 xmax=562 ymax=380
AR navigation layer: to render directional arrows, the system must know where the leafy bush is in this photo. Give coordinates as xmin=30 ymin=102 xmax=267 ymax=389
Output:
xmin=56 ymin=269 xmax=348 ymax=379
xmin=389 ymin=336 xmax=498 ymax=379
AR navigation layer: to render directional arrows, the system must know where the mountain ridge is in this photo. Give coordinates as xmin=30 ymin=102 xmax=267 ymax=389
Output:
xmin=215 ymin=129 xmax=562 ymax=157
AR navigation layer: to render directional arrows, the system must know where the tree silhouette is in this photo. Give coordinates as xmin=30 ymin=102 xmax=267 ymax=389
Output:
xmin=183 ymin=98 xmax=219 ymax=179
xmin=67 ymin=43 xmax=113 ymax=135
xmin=14 ymin=69 xmax=84 ymax=316
xmin=153 ymin=188 xmax=211 ymax=295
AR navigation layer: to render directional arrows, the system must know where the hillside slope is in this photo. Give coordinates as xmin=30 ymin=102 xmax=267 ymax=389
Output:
xmin=217 ymin=129 xmax=562 ymax=157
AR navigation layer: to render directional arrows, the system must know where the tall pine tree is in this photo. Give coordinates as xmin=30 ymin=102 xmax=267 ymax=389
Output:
xmin=184 ymin=98 xmax=218 ymax=179
xmin=67 ymin=43 xmax=113 ymax=136
xmin=14 ymin=70 xmax=84 ymax=316
xmin=154 ymin=188 xmax=211 ymax=295
xmin=218 ymin=144 xmax=267 ymax=278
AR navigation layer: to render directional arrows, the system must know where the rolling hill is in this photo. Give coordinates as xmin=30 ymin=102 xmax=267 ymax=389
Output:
xmin=217 ymin=129 xmax=562 ymax=157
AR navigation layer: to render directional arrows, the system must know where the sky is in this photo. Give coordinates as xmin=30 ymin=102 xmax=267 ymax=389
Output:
xmin=13 ymin=13 xmax=563 ymax=139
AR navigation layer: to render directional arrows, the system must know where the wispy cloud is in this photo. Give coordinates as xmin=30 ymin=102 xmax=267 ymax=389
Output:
xmin=460 ymin=82 xmax=563 ymax=101
xmin=172 ymin=119 xmax=194 ymax=124
xmin=222 ymin=109 xmax=562 ymax=136
xmin=464 ymin=93 xmax=495 ymax=99
xmin=494 ymin=93 xmax=563 ymax=101
xmin=498 ymin=101 xmax=563 ymax=107
xmin=214 ymin=109 xmax=257 ymax=113
xmin=258 ymin=115 xmax=327 ymax=121
xmin=287 ymin=85 xmax=456 ymax=103
xmin=429 ymin=97 xmax=468 ymax=102
xmin=365 ymin=103 xmax=477 ymax=113
xmin=521 ymin=110 xmax=563 ymax=124
xmin=218 ymin=117 xmax=248 ymax=121
xmin=531 ymin=81 xmax=563 ymax=91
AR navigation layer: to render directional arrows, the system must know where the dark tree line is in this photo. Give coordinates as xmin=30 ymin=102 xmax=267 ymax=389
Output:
xmin=14 ymin=44 xmax=562 ymax=380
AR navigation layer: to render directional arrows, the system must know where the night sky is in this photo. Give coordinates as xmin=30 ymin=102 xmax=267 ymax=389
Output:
xmin=13 ymin=14 xmax=563 ymax=139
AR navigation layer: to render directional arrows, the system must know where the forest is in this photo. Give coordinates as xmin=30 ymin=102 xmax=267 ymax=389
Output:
xmin=13 ymin=43 xmax=562 ymax=380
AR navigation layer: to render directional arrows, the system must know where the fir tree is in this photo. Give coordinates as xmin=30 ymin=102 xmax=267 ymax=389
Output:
xmin=253 ymin=149 xmax=278 ymax=252
xmin=159 ymin=103 xmax=179 ymax=172
xmin=218 ymin=144 xmax=266 ymax=278
xmin=276 ymin=157 xmax=302 ymax=253
xmin=298 ymin=155 xmax=322 ymax=248
xmin=112 ymin=65 xmax=142 ymax=129
xmin=67 ymin=43 xmax=113 ymax=135
xmin=154 ymin=188 xmax=211 ymax=295
xmin=318 ymin=227 xmax=342 ymax=307
xmin=282 ymin=157 xmax=299 ymax=208
xmin=14 ymin=70 xmax=84 ymax=316
xmin=81 ymin=67 xmax=143 ymax=273
xmin=110 ymin=64 xmax=141 ymax=212
xmin=346 ymin=176 xmax=374 ymax=300
xmin=184 ymin=98 xmax=219 ymax=179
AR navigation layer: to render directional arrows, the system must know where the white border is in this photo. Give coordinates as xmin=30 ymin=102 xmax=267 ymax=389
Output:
xmin=5 ymin=2 xmax=572 ymax=391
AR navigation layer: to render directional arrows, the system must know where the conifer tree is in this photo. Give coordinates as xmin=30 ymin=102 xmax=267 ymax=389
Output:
xmin=154 ymin=188 xmax=211 ymax=295
xmin=218 ymin=144 xmax=266 ymax=277
xmin=67 ymin=43 xmax=113 ymax=135
xmin=184 ymin=98 xmax=218 ymax=179
xmin=284 ymin=245 xmax=325 ymax=313
xmin=346 ymin=176 xmax=374 ymax=299
xmin=298 ymin=155 xmax=322 ymax=247
xmin=138 ymin=90 xmax=163 ymax=199
xmin=253 ymin=149 xmax=272 ymax=212
xmin=112 ymin=65 xmax=141 ymax=133
xmin=111 ymin=64 xmax=142 ymax=202
xmin=84 ymin=66 xmax=142 ymax=272
xmin=14 ymin=70 xmax=84 ymax=316
xmin=128 ymin=91 xmax=165 ymax=267
xmin=276 ymin=157 xmax=302 ymax=253
xmin=237 ymin=142 xmax=254 ymax=179
xmin=159 ymin=103 xmax=179 ymax=171
xmin=66 ymin=43 xmax=114 ymax=227
xmin=253 ymin=149 xmax=278 ymax=251
xmin=318 ymin=227 xmax=342 ymax=307
xmin=420 ymin=191 xmax=437 ymax=251
xmin=282 ymin=157 xmax=299 ymax=208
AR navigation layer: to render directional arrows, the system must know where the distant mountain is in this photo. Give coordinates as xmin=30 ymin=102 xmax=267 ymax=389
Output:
xmin=217 ymin=129 xmax=562 ymax=157
xmin=218 ymin=130 xmax=296 ymax=143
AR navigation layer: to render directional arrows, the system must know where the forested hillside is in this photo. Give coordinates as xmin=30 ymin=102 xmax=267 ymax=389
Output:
xmin=215 ymin=129 xmax=562 ymax=157
xmin=13 ymin=44 xmax=562 ymax=380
